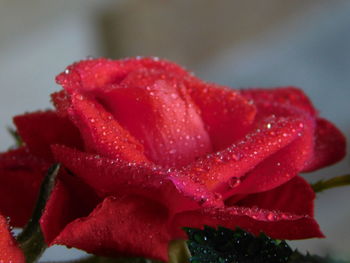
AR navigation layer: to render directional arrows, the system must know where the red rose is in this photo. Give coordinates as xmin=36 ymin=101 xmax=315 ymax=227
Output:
xmin=0 ymin=58 xmax=346 ymax=261
xmin=0 ymin=214 xmax=25 ymax=262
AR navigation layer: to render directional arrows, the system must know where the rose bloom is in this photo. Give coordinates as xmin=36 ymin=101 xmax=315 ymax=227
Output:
xmin=0 ymin=58 xmax=346 ymax=261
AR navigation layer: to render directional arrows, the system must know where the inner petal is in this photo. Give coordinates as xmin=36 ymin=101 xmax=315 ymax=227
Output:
xmin=98 ymin=69 xmax=212 ymax=167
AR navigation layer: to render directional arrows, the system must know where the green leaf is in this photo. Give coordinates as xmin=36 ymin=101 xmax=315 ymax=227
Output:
xmin=17 ymin=163 xmax=61 ymax=263
xmin=184 ymin=226 xmax=350 ymax=263
xmin=184 ymin=226 xmax=292 ymax=263
xmin=311 ymin=174 xmax=350 ymax=193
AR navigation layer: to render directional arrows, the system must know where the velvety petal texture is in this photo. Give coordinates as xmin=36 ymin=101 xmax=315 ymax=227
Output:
xmin=52 ymin=196 xmax=170 ymax=261
xmin=0 ymin=148 xmax=48 ymax=226
xmin=14 ymin=111 xmax=83 ymax=160
xmin=0 ymin=214 xmax=25 ymax=263
xmin=0 ymin=57 xmax=346 ymax=262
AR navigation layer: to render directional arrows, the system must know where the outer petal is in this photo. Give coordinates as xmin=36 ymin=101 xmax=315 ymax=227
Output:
xmin=0 ymin=214 xmax=25 ymax=263
xmin=97 ymin=69 xmax=212 ymax=167
xmin=240 ymin=87 xmax=317 ymax=116
xmin=230 ymin=176 xmax=315 ymax=217
xmin=51 ymin=145 xmax=222 ymax=214
xmin=67 ymin=92 xmax=149 ymax=163
xmin=14 ymin=110 xmax=83 ymax=160
xmin=171 ymin=205 xmax=323 ymax=241
xmin=51 ymin=90 xmax=71 ymax=117
xmin=241 ymin=88 xmax=346 ymax=172
xmin=181 ymin=116 xmax=305 ymax=193
xmin=229 ymin=112 xmax=314 ymax=195
xmin=303 ymin=118 xmax=346 ymax=171
xmin=188 ymin=82 xmax=256 ymax=150
xmin=0 ymin=147 xmax=48 ymax=226
xmin=40 ymin=170 xmax=100 ymax=244
xmin=52 ymin=196 xmax=171 ymax=262
xmin=55 ymin=57 xmax=191 ymax=94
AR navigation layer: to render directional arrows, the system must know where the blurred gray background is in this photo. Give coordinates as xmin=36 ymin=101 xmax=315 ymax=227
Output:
xmin=0 ymin=0 xmax=349 ymax=261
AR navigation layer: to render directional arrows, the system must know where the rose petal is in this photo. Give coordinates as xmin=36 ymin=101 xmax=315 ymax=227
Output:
xmin=229 ymin=112 xmax=314 ymax=195
xmin=51 ymin=145 xmax=221 ymax=213
xmin=56 ymin=58 xmax=212 ymax=167
xmin=14 ymin=110 xmax=83 ymax=160
xmin=241 ymin=88 xmax=346 ymax=172
xmin=67 ymin=92 xmax=149 ymax=163
xmin=0 ymin=214 xmax=25 ymax=263
xmin=231 ymin=176 xmax=315 ymax=217
xmin=241 ymin=87 xmax=317 ymax=116
xmin=0 ymin=147 xmax=47 ymax=226
xmin=182 ymin=116 xmax=305 ymax=193
xmin=56 ymin=57 xmax=191 ymax=93
xmin=303 ymin=118 xmax=346 ymax=172
xmin=188 ymin=82 xmax=256 ymax=150
xmin=97 ymin=69 xmax=212 ymax=167
xmin=51 ymin=90 xmax=71 ymax=117
xmin=171 ymin=205 xmax=323 ymax=241
xmin=52 ymin=196 xmax=171 ymax=261
xmin=40 ymin=170 xmax=100 ymax=244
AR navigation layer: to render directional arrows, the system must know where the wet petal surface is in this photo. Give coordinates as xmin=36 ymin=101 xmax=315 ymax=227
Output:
xmin=14 ymin=110 xmax=83 ymax=160
xmin=52 ymin=196 xmax=171 ymax=261
xmin=0 ymin=148 xmax=48 ymax=226
xmin=98 ymin=69 xmax=212 ymax=167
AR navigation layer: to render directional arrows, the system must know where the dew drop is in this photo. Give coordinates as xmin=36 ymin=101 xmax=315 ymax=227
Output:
xmin=228 ymin=177 xmax=241 ymax=188
xmin=267 ymin=213 xmax=276 ymax=221
xmin=169 ymin=149 xmax=177 ymax=154
xmin=231 ymin=153 xmax=240 ymax=161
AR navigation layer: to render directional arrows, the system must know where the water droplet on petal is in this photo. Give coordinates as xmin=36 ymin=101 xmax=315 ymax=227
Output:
xmin=267 ymin=213 xmax=276 ymax=221
xmin=228 ymin=177 xmax=241 ymax=188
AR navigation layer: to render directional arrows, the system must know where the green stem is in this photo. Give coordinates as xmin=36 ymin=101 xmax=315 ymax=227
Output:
xmin=311 ymin=174 xmax=350 ymax=193
xmin=17 ymin=163 xmax=61 ymax=263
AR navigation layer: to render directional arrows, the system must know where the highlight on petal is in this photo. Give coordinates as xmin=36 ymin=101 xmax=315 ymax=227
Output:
xmin=188 ymin=82 xmax=256 ymax=151
xmin=52 ymin=195 xmax=171 ymax=261
xmin=97 ymin=69 xmax=212 ymax=167
xmin=303 ymin=118 xmax=346 ymax=172
xmin=0 ymin=214 xmax=25 ymax=263
xmin=67 ymin=92 xmax=149 ymax=163
xmin=14 ymin=110 xmax=83 ymax=160
xmin=0 ymin=147 xmax=48 ymax=226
